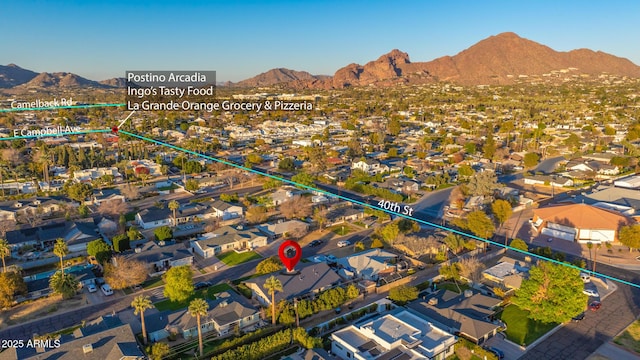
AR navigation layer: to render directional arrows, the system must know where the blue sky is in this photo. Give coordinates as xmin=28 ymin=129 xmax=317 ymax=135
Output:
xmin=1 ymin=0 xmax=638 ymax=82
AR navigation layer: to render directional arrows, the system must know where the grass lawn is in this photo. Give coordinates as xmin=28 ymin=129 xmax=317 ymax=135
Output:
xmin=499 ymin=304 xmax=558 ymax=346
xmin=142 ymin=277 xmax=165 ymax=289
xmin=154 ymin=287 xmax=219 ymax=311
xmin=217 ymin=251 xmax=262 ymax=266
xmin=331 ymin=225 xmax=352 ymax=236
xmin=614 ymin=319 xmax=640 ymax=354
xmin=436 ymin=282 xmax=471 ymax=293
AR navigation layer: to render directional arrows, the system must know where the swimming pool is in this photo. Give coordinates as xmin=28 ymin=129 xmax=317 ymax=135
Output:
xmin=26 ymin=264 xmax=94 ymax=281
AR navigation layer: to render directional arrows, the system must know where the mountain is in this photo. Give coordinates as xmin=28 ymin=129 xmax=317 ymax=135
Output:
xmin=0 ymin=64 xmax=38 ymax=88
xmin=17 ymin=72 xmax=107 ymax=89
xmin=100 ymin=77 xmax=126 ymax=87
xmin=234 ymin=68 xmax=320 ymax=87
xmin=236 ymin=32 xmax=640 ymax=88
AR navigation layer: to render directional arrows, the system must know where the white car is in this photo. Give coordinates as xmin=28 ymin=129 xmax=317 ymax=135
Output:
xmin=101 ymin=284 xmax=114 ymax=296
xmin=87 ymin=284 xmax=97 ymax=293
xmin=580 ymin=272 xmax=591 ymax=283
xmin=583 ymin=288 xmax=599 ymax=297
xmin=337 ymin=240 xmax=351 ymax=248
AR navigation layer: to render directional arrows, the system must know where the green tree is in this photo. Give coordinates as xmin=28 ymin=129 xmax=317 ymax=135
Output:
xmin=256 ymin=257 xmax=282 ymax=275
xmin=510 ymin=238 xmax=529 ymax=252
xmin=467 ymin=170 xmax=499 ymax=196
xmin=0 ymin=238 xmax=10 ymax=273
xmin=0 ymin=270 xmax=27 ymax=307
xmin=132 ymin=295 xmax=154 ymax=345
xmin=466 ymin=210 xmax=496 ymax=240
xmin=512 ymin=262 xmax=587 ymax=323
xmin=112 ymin=234 xmax=130 ymax=252
xmin=168 ymin=200 xmax=180 ymax=227
xmin=127 ymin=227 xmax=142 ymax=242
xmin=604 ymin=126 xmax=616 ymax=136
xmin=163 ymin=265 xmax=193 ymax=302
xmin=354 ymin=241 xmax=365 ymax=251
xmin=346 ymin=284 xmax=360 ymax=299
xmin=86 ymin=239 xmax=111 ymax=264
xmin=482 ymin=129 xmax=496 ymax=160
xmin=388 ymin=285 xmax=418 ymax=305
xmin=246 ymin=205 xmax=269 ymax=224
xmin=185 ymin=179 xmax=199 ymax=192
xmin=619 ymin=224 xmax=640 ymax=252
xmin=523 ymin=152 xmax=540 ymax=168
xmin=491 ymin=199 xmax=513 ymax=230
xmin=458 ymin=164 xmax=475 ymax=179
xmin=387 ymin=147 xmax=398 ymax=158
xmin=188 ymin=298 xmax=210 ymax=357
xmin=291 ymin=172 xmax=315 ymax=188
xmin=278 ymin=158 xmax=296 ymax=171
xmin=262 ymin=178 xmax=282 ymax=190
xmin=184 ymin=160 xmax=203 ymax=174
xmin=148 ymin=343 xmax=171 ymax=360
xmin=264 ymin=275 xmax=283 ymax=325
xmin=380 ymin=222 xmax=400 ymax=244
xmin=246 ymin=153 xmax=263 ymax=165
xmin=220 ymin=193 xmax=239 ymax=202
xmin=371 ymin=238 xmax=384 ymax=248
xmin=65 ymin=182 xmax=93 ymax=203
xmin=443 ymin=233 xmax=466 ymax=255
xmin=564 ymin=133 xmax=581 ymax=151
xmin=49 ymin=271 xmax=78 ymax=299
xmin=154 ymin=226 xmax=173 ymax=242
xmin=53 ymin=238 xmax=68 ymax=272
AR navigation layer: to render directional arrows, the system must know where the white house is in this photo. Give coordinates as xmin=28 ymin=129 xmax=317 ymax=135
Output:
xmin=192 ymin=225 xmax=268 ymax=258
xmin=352 ymin=159 xmax=390 ymax=175
xmin=331 ymin=310 xmax=456 ymax=360
xmin=210 ymin=200 xmax=243 ymax=220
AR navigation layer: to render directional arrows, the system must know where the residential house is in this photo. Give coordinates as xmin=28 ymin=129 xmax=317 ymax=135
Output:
xmin=135 ymin=207 xmax=172 ymax=229
xmin=336 ymin=249 xmax=399 ymax=281
xmin=257 ymin=220 xmax=309 ymax=239
xmin=331 ymin=309 xmax=456 ymax=360
xmin=271 ymin=188 xmax=296 ymax=206
xmin=532 ymin=203 xmax=633 ymax=243
xmin=209 ymin=199 xmax=244 ymax=220
xmin=482 ymin=259 xmax=529 ymax=290
xmin=566 ymin=158 xmax=619 ymax=177
xmin=6 ymin=219 xmax=100 ymax=253
xmin=351 ymin=159 xmax=389 ymax=175
xmin=12 ymin=315 xmax=144 ymax=360
xmin=523 ymin=174 xmax=574 ymax=187
xmin=192 ymin=225 xmax=268 ymax=258
xmin=0 ymin=197 xmax=67 ymax=221
xmin=585 ymin=186 xmax=640 ymax=211
xmin=408 ymin=290 xmax=502 ymax=345
xmin=73 ymin=167 xmax=122 ymax=183
xmin=245 ymin=262 xmax=341 ymax=306
xmin=123 ymin=241 xmax=193 ymax=274
xmin=146 ymin=291 xmax=260 ymax=342
xmin=376 ymin=178 xmax=420 ymax=196
xmin=92 ymin=189 xmax=126 ymax=205
xmin=326 ymin=206 xmax=365 ymax=226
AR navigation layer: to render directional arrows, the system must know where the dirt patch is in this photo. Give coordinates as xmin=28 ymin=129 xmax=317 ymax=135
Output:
xmin=0 ymin=294 xmax=85 ymax=329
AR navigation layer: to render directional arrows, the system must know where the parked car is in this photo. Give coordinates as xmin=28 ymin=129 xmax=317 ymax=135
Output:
xmin=101 ymin=284 xmax=113 ymax=296
xmin=583 ymin=288 xmax=599 ymax=297
xmin=194 ymin=281 xmax=211 ymax=290
xmin=580 ymin=272 xmax=591 ymax=283
xmin=337 ymin=240 xmax=351 ymax=248
xmin=589 ymin=301 xmax=602 ymax=311
xmin=86 ymin=284 xmax=97 ymax=293
xmin=308 ymin=240 xmax=323 ymax=247
xmin=483 ymin=346 xmax=505 ymax=359
xmin=572 ymin=312 xmax=585 ymax=322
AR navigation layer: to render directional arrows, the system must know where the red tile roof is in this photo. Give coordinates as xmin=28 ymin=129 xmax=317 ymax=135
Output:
xmin=534 ymin=203 xmax=633 ymax=229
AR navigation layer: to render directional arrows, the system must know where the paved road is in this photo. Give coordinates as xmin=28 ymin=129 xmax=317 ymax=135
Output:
xmin=519 ymin=263 xmax=640 ymax=360
xmin=535 ymin=156 xmax=565 ymax=174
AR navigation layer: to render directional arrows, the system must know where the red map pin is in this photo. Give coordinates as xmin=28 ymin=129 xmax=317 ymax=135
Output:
xmin=279 ymin=240 xmax=302 ymax=272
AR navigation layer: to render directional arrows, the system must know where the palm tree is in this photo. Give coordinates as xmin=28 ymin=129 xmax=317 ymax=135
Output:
xmin=131 ymin=295 xmax=154 ymax=345
xmin=586 ymin=242 xmax=593 ymax=273
xmin=593 ymin=242 xmax=602 ymax=274
xmin=168 ymin=200 xmax=180 ymax=227
xmin=53 ymin=238 xmax=68 ymax=273
xmin=188 ymin=298 xmax=209 ymax=357
xmin=264 ymin=276 xmax=283 ymax=325
xmin=0 ymin=238 xmax=9 ymax=272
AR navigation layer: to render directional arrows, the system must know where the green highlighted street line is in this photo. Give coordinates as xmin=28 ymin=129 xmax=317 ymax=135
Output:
xmin=119 ymin=130 xmax=640 ymax=291
xmin=0 ymin=103 xmax=125 ymax=113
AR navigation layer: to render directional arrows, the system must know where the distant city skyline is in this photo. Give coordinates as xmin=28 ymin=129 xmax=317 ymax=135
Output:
xmin=2 ymin=0 xmax=639 ymax=82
